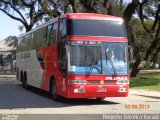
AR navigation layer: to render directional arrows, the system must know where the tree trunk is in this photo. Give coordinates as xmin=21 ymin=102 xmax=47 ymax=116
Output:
xmin=25 ymin=25 xmax=33 ymax=32
xmin=130 ymin=60 xmax=141 ymax=77
xmin=130 ymin=45 xmax=142 ymax=77
xmin=124 ymin=21 xmax=141 ymax=78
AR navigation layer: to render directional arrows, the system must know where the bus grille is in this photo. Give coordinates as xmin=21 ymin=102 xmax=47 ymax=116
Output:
xmin=87 ymin=80 xmax=115 ymax=85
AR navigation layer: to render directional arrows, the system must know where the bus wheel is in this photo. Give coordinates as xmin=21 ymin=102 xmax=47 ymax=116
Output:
xmin=50 ymin=80 xmax=60 ymax=101
xmin=22 ymin=73 xmax=28 ymax=89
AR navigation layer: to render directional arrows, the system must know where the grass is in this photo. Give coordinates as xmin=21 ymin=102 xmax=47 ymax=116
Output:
xmin=130 ymin=73 xmax=160 ymax=91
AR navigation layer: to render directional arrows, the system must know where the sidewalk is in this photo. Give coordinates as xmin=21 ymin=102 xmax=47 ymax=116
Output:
xmin=130 ymin=89 xmax=160 ymax=99
xmin=0 ymin=74 xmax=16 ymax=78
xmin=140 ymin=69 xmax=160 ymax=73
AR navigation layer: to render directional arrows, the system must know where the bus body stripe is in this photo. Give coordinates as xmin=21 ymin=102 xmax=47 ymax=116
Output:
xmin=66 ymin=13 xmax=123 ymax=21
xmin=67 ymin=35 xmax=128 ymax=42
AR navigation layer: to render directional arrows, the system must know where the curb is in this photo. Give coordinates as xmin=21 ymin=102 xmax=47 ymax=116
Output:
xmin=129 ymin=89 xmax=160 ymax=99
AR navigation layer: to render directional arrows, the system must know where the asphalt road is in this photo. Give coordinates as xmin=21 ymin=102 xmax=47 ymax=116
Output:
xmin=0 ymin=75 xmax=159 ymax=117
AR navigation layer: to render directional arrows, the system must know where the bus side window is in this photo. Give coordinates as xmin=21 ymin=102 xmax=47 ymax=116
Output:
xmin=47 ymin=22 xmax=57 ymax=46
xmin=33 ymin=31 xmax=40 ymax=49
xmin=47 ymin=24 xmax=53 ymax=45
xmin=59 ymin=19 xmax=67 ymax=39
xmin=18 ymin=34 xmax=32 ymax=52
xmin=24 ymin=34 xmax=32 ymax=50
xmin=33 ymin=27 xmax=47 ymax=49
xmin=58 ymin=41 xmax=67 ymax=77
xmin=40 ymin=27 xmax=47 ymax=47
xmin=17 ymin=37 xmax=24 ymax=52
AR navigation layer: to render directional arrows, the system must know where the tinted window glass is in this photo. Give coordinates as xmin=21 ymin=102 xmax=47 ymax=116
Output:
xmin=59 ymin=19 xmax=67 ymax=39
xmin=18 ymin=34 xmax=32 ymax=52
xmin=47 ymin=22 xmax=57 ymax=45
xmin=58 ymin=41 xmax=67 ymax=76
xmin=68 ymin=19 xmax=127 ymax=37
xmin=70 ymin=45 xmax=101 ymax=66
xmin=33 ymin=27 xmax=47 ymax=49
xmin=18 ymin=37 xmax=24 ymax=52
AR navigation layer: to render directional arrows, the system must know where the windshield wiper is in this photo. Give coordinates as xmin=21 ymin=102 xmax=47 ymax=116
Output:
xmin=105 ymin=50 xmax=117 ymax=76
xmin=85 ymin=55 xmax=98 ymax=77
xmin=108 ymin=59 xmax=117 ymax=76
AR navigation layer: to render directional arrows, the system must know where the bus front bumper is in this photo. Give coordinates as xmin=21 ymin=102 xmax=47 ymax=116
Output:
xmin=66 ymin=84 xmax=129 ymax=98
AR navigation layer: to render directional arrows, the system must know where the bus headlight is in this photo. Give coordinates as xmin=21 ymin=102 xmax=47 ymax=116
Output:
xmin=117 ymin=80 xmax=129 ymax=84
xmin=69 ymin=80 xmax=87 ymax=85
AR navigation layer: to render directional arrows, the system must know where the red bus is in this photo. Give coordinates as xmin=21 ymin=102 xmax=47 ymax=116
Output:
xmin=17 ymin=13 xmax=129 ymax=101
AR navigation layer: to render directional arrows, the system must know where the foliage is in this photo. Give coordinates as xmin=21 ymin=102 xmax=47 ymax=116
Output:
xmin=130 ymin=73 xmax=160 ymax=91
xmin=4 ymin=36 xmax=17 ymax=49
xmin=79 ymin=0 xmax=126 ymax=16
xmin=130 ymin=18 xmax=152 ymax=57
xmin=127 ymin=0 xmax=160 ymax=77
xmin=0 ymin=0 xmax=72 ymax=32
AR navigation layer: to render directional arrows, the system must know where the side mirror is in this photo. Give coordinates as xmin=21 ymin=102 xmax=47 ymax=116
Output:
xmin=128 ymin=46 xmax=133 ymax=61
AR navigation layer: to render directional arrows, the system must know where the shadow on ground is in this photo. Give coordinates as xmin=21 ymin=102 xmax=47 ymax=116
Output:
xmin=0 ymin=79 xmax=119 ymax=109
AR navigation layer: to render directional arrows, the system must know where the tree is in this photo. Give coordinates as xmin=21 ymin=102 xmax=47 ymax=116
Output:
xmin=79 ymin=0 xmax=126 ymax=16
xmin=0 ymin=0 xmax=75 ymax=32
xmin=126 ymin=0 xmax=160 ymax=77
xmin=4 ymin=36 xmax=17 ymax=49
xmin=141 ymin=1 xmax=160 ymax=62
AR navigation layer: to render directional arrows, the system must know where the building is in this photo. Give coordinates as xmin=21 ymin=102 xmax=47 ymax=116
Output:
xmin=0 ymin=40 xmax=16 ymax=72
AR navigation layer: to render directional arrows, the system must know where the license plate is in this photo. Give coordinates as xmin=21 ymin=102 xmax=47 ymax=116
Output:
xmin=97 ymin=88 xmax=106 ymax=92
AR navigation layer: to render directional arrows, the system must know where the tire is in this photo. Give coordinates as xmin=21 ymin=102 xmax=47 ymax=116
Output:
xmin=50 ymin=80 xmax=60 ymax=101
xmin=20 ymin=72 xmax=23 ymax=82
xmin=21 ymin=73 xmax=24 ymax=87
xmin=22 ymin=73 xmax=28 ymax=89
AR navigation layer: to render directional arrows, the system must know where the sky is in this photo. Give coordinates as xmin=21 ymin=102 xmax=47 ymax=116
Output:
xmin=0 ymin=12 xmax=23 ymax=40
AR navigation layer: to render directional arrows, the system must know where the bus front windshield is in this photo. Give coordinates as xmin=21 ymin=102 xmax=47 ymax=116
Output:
xmin=68 ymin=41 xmax=128 ymax=75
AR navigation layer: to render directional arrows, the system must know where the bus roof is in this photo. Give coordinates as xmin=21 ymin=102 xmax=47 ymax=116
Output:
xmin=66 ymin=13 xmax=124 ymax=22
xmin=18 ymin=13 xmax=124 ymax=38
